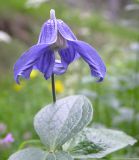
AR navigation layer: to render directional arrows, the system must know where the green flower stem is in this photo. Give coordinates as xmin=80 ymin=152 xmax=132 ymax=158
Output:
xmin=51 ymin=73 xmax=56 ymax=103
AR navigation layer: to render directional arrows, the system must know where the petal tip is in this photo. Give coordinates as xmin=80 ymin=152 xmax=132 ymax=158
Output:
xmin=44 ymin=74 xmax=51 ymax=80
xmin=14 ymin=71 xmax=20 ymax=84
xmin=97 ymin=76 xmax=104 ymax=82
xmin=15 ymin=78 xmax=20 ymax=85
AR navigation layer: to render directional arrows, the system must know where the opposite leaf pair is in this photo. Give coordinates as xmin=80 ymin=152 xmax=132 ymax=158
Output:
xmin=9 ymin=95 xmax=136 ymax=160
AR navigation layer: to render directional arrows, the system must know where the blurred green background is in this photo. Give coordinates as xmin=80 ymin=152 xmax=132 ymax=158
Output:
xmin=0 ymin=0 xmax=139 ymax=159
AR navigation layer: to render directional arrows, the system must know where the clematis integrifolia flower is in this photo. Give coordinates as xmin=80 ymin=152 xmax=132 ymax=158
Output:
xmin=14 ymin=9 xmax=106 ymax=84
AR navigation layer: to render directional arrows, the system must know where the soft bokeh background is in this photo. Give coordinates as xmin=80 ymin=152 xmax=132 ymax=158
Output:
xmin=0 ymin=0 xmax=139 ymax=159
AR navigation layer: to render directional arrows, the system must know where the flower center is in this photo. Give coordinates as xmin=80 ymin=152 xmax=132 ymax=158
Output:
xmin=52 ymin=32 xmax=67 ymax=50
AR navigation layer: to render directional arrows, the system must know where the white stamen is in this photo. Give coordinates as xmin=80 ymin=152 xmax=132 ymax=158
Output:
xmin=50 ymin=9 xmax=56 ymax=20
xmin=52 ymin=32 xmax=67 ymax=50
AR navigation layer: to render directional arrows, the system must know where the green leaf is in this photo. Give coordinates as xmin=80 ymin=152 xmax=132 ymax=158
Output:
xmin=46 ymin=151 xmax=73 ymax=160
xmin=19 ymin=139 xmax=44 ymax=150
xmin=63 ymin=127 xmax=137 ymax=159
xmin=8 ymin=147 xmax=47 ymax=160
xmin=34 ymin=95 xmax=93 ymax=151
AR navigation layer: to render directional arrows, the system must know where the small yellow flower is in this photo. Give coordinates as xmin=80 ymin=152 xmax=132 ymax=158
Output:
xmin=13 ymin=82 xmax=25 ymax=92
xmin=55 ymin=80 xmax=64 ymax=93
xmin=30 ymin=70 xmax=38 ymax=79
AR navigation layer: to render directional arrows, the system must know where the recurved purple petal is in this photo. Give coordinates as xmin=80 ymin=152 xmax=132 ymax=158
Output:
xmin=14 ymin=44 xmax=49 ymax=84
xmin=35 ymin=48 xmax=55 ymax=79
xmin=38 ymin=19 xmax=57 ymax=44
xmin=69 ymin=41 xmax=106 ymax=82
xmin=53 ymin=43 xmax=80 ymax=75
xmin=57 ymin=19 xmax=77 ymax=41
xmin=59 ymin=44 xmax=79 ymax=64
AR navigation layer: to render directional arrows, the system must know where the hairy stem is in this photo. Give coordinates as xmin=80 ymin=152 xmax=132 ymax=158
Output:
xmin=51 ymin=73 xmax=56 ymax=103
